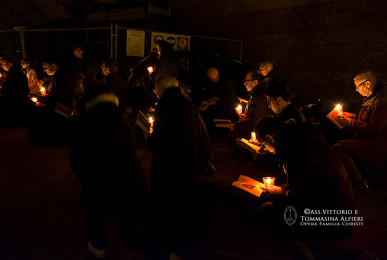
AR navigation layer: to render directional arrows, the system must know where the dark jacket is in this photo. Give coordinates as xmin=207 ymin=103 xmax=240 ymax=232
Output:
xmin=338 ymin=82 xmax=387 ymax=167
xmin=0 ymin=64 xmax=29 ymax=108
xmin=69 ymin=101 xmax=148 ymax=214
xmin=204 ymin=77 xmax=240 ymax=122
xmin=278 ymin=103 xmax=305 ymax=124
xmin=150 ymin=87 xmax=212 ymax=212
xmin=153 ymin=54 xmax=179 ymax=78
xmin=235 ymin=82 xmax=272 ymax=132
xmin=45 ymin=69 xmax=72 ymax=110
xmin=105 ymin=72 xmax=128 ymax=116
xmin=277 ymin=123 xmax=353 ymax=211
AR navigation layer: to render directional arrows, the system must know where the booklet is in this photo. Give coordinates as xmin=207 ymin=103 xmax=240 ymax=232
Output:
xmin=326 ymin=109 xmax=349 ymax=129
xmin=213 ymin=119 xmax=232 ymax=128
xmin=54 ymin=103 xmax=73 ymax=119
xmin=232 ymin=175 xmax=280 ymax=198
xmin=235 ymin=138 xmax=262 ymax=154
xmin=136 ymin=111 xmax=152 ymax=133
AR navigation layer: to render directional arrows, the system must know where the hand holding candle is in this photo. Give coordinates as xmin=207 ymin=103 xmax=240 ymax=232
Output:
xmin=263 ymin=177 xmax=275 ymax=189
xmin=335 ymin=104 xmax=343 ymax=116
xmin=40 ymin=87 xmax=46 ymax=96
xmin=235 ymin=104 xmax=242 ymax=115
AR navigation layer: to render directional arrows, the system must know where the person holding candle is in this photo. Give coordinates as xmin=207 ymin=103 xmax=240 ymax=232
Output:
xmin=199 ymin=66 xmax=240 ymax=134
xmin=21 ymin=58 xmax=40 ymax=94
xmin=333 ymin=71 xmax=387 ymax=192
xmin=254 ymin=116 xmax=354 ymax=256
xmin=225 ymin=70 xmax=272 ymax=160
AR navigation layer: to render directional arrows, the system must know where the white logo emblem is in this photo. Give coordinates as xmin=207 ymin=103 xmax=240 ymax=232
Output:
xmin=284 ymin=206 xmax=297 ymax=226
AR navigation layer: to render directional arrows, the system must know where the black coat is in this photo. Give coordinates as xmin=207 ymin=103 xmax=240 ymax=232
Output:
xmin=0 ymin=64 xmax=29 ymax=108
xmin=70 ymin=102 xmax=148 ymax=214
xmin=150 ymin=87 xmax=212 ymax=212
xmin=235 ymin=82 xmax=272 ymax=134
xmin=278 ymin=103 xmax=305 ymax=124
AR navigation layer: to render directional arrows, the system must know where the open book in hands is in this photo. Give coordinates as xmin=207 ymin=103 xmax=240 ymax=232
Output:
xmin=326 ymin=109 xmax=350 ymax=129
xmin=232 ymin=175 xmax=281 ymax=198
xmin=235 ymin=138 xmax=262 ymax=160
xmin=136 ymin=111 xmax=152 ymax=133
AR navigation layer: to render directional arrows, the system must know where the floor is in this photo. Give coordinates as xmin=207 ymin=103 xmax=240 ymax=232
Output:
xmin=0 ymin=126 xmax=386 ymax=260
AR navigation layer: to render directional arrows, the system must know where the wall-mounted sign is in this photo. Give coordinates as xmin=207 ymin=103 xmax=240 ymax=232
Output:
xmin=126 ymin=29 xmax=145 ymax=57
xmin=151 ymin=32 xmax=190 ymax=52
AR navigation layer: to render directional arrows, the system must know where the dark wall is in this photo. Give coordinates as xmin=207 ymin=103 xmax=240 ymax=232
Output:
xmin=175 ymin=0 xmax=387 ymax=112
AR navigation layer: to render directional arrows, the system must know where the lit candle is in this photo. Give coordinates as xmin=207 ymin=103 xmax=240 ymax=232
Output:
xmin=149 ymin=117 xmax=154 ymax=128
xmin=40 ymin=87 xmax=46 ymax=96
xmin=251 ymin=132 xmax=257 ymax=142
xmin=263 ymin=177 xmax=275 ymax=189
xmin=335 ymin=104 xmax=343 ymax=116
xmin=31 ymin=97 xmax=38 ymax=103
xmin=147 ymin=67 xmax=154 ymax=74
xmin=235 ymin=104 xmax=242 ymax=114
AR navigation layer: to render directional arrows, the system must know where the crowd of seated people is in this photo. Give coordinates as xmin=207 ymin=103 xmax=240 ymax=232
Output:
xmin=1 ymin=46 xmax=385 ymax=259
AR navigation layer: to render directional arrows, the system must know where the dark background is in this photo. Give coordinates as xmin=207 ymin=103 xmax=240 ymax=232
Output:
xmin=1 ymin=0 xmax=387 ymax=112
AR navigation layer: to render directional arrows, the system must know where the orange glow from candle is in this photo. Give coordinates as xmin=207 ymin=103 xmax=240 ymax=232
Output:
xmin=251 ymin=132 xmax=257 ymax=142
xmin=235 ymin=104 xmax=242 ymax=114
xmin=263 ymin=177 xmax=275 ymax=189
xmin=40 ymin=87 xmax=46 ymax=96
xmin=147 ymin=67 xmax=154 ymax=74
xmin=31 ymin=97 xmax=38 ymax=103
xmin=335 ymin=104 xmax=343 ymax=116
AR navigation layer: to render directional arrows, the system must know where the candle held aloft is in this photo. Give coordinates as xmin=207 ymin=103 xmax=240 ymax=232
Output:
xmin=235 ymin=104 xmax=242 ymax=114
xmin=335 ymin=104 xmax=343 ymax=116
xmin=263 ymin=177 xmax=275 ymax=189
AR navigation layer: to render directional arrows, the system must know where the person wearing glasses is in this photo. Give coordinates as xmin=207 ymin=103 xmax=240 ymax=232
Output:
xmin=254 ymin=116 xmax=354 ymax=258
xmin=234 ymin=70 xmax=272 ymax=137
xmin=333 ymin=71 xmax=387 ymax=192
xmin=265 ymin=80 xmax=305 ymax=125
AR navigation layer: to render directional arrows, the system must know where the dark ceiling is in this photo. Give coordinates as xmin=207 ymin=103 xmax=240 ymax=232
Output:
xmin=0 ymin=0 xmax=166 ymax=30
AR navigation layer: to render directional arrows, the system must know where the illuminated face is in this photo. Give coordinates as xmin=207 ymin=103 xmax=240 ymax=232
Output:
xmin=156 ymin=45 xmax=162 ymax=57
xmin=258 ymin=134 xmax=276 ymax=154
xmin=267 ymin=96 xmax=281 ymax=114
xmin=21 ymin=60 xmax=29 ymax=69
xmin=73 ymin=48 xmax=83 ymax=59
xmin=45 ymin=64 xmax=57 ymax=76
xmin=207 ymin=68 xmax=219 ymax=83
xmin=259 ymin=65 xmax=271 ymax=77
xmin=354 ymin=78 xmax=372 ymax=97
xmin=101 ymin=63 xmax=110 ymax=76
xmin=244 ymin=72 xmax=258 ymax=91
xmin=0 ymin=60 xmax=12 ymax=71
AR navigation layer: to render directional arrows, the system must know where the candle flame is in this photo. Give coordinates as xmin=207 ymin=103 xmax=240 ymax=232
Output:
xmin=31 ymin=97 xmax=38 ymax=102
xmin=251 ymin=132 xmax=257 ymax=141
xmin=147 ymin=67 xmax=154 ymax=74
xmin=149 ymin=117 xmax=154 ymax=123
xmin=335 ymin=104 xmax=343 ymax=115
xmin=235 ymin=104 xmax=242 ymax=114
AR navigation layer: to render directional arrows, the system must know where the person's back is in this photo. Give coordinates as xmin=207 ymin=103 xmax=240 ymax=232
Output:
xmin=278 ymin=123 xmax=354 ymax=213
xmin=151 ymin=86 xmax=212 ymax=211
xmin=69 ymin=87 xmax=148 ymax=257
